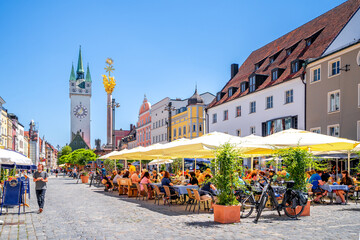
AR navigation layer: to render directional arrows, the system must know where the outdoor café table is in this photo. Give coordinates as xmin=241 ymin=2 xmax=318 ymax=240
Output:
xmin=320 ymin=184 xmax=349 ymax=204
xmin=172 ymin=185 xmax=199 ymax=204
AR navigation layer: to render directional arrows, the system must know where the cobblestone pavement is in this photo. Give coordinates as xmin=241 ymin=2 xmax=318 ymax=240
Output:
xmin=0 ymin=176 xmax=359 ymax=240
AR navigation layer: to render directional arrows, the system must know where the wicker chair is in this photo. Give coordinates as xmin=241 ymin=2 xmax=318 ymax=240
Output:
xmin=192 ymin=189 xmax=211 ymax=214
xmin=163 ymin=186 xmax=178 ymax=206
xmin=185 ymin=188 xmax=196 ymax=211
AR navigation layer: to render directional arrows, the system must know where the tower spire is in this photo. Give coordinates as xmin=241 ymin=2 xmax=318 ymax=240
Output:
xmin=85 ymin=63 xmax=92 ymax=82
xmin=76 ymin=45 xmax=84 ymax=79
xmin=69 ymin=63 xmax=76 ymax=81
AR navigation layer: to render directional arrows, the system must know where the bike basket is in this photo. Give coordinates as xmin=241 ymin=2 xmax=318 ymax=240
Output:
xmin=296 ymin=191 xmax=308 ymax=206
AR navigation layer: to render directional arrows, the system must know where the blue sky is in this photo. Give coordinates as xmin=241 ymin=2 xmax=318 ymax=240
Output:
xmin=0 ymin=0 xmax=346 ymax=148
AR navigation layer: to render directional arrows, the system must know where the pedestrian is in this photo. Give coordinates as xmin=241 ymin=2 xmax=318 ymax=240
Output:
xmin=33 ymin=164 xmax=48 ymax=214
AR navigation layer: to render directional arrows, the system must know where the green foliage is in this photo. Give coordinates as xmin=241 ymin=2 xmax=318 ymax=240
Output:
xmin=275 ymin=147 xmax=314 ymax=191
xmin=211 ymin=143 xmax=242 ymax=206
xmin=104 ymin=159 xmax=115 ymax=173
xmin=58 ymin=145 xmax=72 ymax=165
xmin=58 ymin=148 xmax=97 ymax=166
xmin=160 ymin=164 xmax=166 ymax=172
xmin=116 ymin=162 xmax=124 ymax=170
xmin=171 ymin=158 xmax=183 ymax=174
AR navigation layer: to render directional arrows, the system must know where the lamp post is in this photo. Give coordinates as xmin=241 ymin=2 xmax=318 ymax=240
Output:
xmin=111 ymin=98 xmax=120 ymax=151
xmin=164 ymin=102 xmax=175 ymax=142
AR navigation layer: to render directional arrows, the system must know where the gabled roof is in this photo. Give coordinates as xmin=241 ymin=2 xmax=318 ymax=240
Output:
xmin=69 ymin=132 xmax=90 ymax=151
xmin=208 ymin=0 xmax=360 ymax=109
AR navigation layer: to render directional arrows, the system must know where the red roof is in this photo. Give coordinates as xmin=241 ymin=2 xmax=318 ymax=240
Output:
xmin=208 ymin=0 xmax=360 ymax=109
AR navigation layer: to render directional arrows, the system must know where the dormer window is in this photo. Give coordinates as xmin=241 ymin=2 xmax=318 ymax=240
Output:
xmin=249 ymin=76 xmax=256 ymax=92
xmin=228 ymin=87 xmax=238 ymax=97
xmin=216 ymin=92 xmax=225 ymax=101
xmin=305 ymin=28 xmax=323 ymax=47
xmin=248 ymin=74 xmax=268 ymax=93
xmin=271 ymin=68 xmax=285 ymax=81
xmin=254 ymin=58 xmax=266 ymax=71
xmin=269 ymin=50 xmax=282 ymax=64
xmin=286 ymin=41 xmax=300 ymax=56
xmin=240 ymin=82 xmax=248 ymax=93
xmin=291 ymin=59 xmax=304 ymax=74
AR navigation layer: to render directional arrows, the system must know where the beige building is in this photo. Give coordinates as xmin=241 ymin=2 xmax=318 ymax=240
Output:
xmin=1 ymin=108 xmax=7 ymax=149
xmin=306 ymin=41 xmax=360 ymax=140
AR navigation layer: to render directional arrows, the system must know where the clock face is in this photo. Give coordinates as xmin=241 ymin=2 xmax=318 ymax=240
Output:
xmin=73 ymin=105 xmax=88 ymax=119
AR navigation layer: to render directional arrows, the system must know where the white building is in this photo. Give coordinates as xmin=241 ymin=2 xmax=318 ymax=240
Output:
xmin=0 ymin=97 xmax=5 ymax=148
xmin=151 ymin=92 xmax=214 ymax=144
xmin=207 ymin=0 xmax=359 ymax=138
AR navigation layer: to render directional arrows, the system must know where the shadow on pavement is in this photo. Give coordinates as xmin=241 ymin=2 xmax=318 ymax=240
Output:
xmin=91 ymin=189 xmax=212 ymax=217
xmin=337 ymin=207 xmax=360 ymax=212
xmin=184 ymin=221 xmax=223 ymax=228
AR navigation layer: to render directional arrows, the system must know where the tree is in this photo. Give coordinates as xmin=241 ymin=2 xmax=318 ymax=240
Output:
xmin=58 ymin=145 xmax=72 ymax=165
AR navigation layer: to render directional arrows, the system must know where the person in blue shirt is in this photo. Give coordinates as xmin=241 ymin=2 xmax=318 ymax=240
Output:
xmin=101 ymin=165 xmax=107 ymax=177
xmin=310 ymin=170 xmax=327 ymax=203
xmin=161 ymin=171 xmax=176 ymax=196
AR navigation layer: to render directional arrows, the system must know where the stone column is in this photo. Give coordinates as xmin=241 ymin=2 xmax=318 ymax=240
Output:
xmin=107 ymin=93 xmax=112 ymax=146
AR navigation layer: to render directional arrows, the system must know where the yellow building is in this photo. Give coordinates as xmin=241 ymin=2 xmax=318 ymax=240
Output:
xmin=7 ymin=116 xmax=13 ymax=150
xmin=171 ymin=89 xmax=206 ymax=141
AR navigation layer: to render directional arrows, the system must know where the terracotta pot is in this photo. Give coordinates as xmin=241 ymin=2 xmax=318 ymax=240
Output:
xmin=213 ymin=204 xmax=241 ymax=224
xmin=81 ymin=175 xmax=89 ymax=183
xmin=286 ymin=200 xmax=310 ymax=217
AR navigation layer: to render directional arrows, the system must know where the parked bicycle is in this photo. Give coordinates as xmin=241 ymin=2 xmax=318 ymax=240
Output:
xmin=253 ymin=176 xmax=308 ymax=223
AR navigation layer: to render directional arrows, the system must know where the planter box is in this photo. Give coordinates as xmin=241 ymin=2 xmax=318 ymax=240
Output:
xmin=286 ymin=200 xmax=310 ymax=217
xmin=81 ymin=175 xmax=89 ymax=183
xmin=213 ymin=204 xmax=241 ymax=224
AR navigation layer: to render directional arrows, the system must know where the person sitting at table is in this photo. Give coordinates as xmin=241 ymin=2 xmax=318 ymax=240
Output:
xmin=310 ymin=170 xmax=327 ymax=203
xmin=188 ymin=172 xmax=199 ymax=185
xmin=334 ymin=170 xmax=354 ymax=204
xmin=140 ymin=171 xmax=153 ymax=199
xmin=102 ymin=177 xmax=113 ymax=192
xmin=122 ymin=170 xmax=130 ymax=178
xmin=161 ymin=171 xmax=176 ymax=196
xmin=113 ymin=170 xmax=121 ymax=188
xmin=200 ymin=174 xmax=218 ymax=212
xmin=321 ymin=170 xmax=330 ymax=183
xmin=131 ymin=170 xmax=140 ymax=184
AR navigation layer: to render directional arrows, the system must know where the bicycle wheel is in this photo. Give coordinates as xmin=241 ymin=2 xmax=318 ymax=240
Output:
xmin=283 ymin=198 xmax=305 ymax=219
xmin=240 ymin=195 xmax=255 ymax=218
xmin=254 ymin=194 xmax=267 ymax=223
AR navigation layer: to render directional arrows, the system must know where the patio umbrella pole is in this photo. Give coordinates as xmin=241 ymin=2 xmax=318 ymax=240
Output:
xmin=114 ymin=159 xmax=116 ymax=171
xmin=194 ymin=158 xmax=197 ymax=171
xmin=251 ymin=157 xmax=254 ymax=171
xmin=347 ymin=151 xmax=350 ymax=175
xmin=140 ymin=160 xmax=142 ymax=173
xmin=275 ymin=157 xmax=278 ymax=172
xmin=182 ymin=158 xmax=184 ymax=176
xmin=336 ymin=158 xmax=339 ymax=182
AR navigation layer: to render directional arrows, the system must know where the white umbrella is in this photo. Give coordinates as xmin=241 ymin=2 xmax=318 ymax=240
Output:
xmin=0 ymin=149 xmax=33 ymax=165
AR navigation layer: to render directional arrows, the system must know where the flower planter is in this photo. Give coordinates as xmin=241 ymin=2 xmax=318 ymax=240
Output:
xmin=213 ymin=204 xmax=241 ymax=224
xmin=81 ymin=175 xmax=89 ymax=183
xmin=286 ymin=200 xmax=310 ymax=217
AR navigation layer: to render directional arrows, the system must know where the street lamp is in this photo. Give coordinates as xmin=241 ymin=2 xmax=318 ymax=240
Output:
xmin=110 ymin=99 xmax=120 ymax=151
xmin=164 ymin=102 xmax=175 ymax=142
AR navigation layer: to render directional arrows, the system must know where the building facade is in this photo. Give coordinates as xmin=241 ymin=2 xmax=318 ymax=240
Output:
xmin=1 ymin=107 xmax=7 ymax=149
xmin=69 ymin=47 xmax=92 ymax=148
xmin=0 ymin=97 xmax=5 ymax=148
xmin=306 ymin=42 xmax=360 ymax=140
xmin=151 ymin=92 xmax=214 ymax=144
xmin=136 ymin=95 xmax=151 ymax=147
xmin=207 ymin=0 xmax=360 ymax=138
xmin=171 ymin=89 xmax=214 ymax=141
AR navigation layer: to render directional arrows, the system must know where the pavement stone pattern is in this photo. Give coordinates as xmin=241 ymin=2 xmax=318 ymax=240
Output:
xmin=0 ymin=175 xmax=359 ymax=239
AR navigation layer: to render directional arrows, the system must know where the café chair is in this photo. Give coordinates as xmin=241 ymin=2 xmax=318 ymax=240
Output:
xmin=185 ymin=188 xmax=196 ymax=212
xmin=153 ymin=185 xmax=165 ymax=205
xmin=192 ymin=189 xmax=210 ymax=214
xmin=163 ymin=186 xmax=178 ymax=206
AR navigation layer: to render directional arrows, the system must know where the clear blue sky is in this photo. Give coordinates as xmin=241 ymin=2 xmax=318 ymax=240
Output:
xmin=0 ymin=0 xmax=346 ymax=148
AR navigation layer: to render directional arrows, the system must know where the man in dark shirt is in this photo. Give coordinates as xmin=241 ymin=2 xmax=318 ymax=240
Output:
xmin=33 ymin=164 xmax=48 ymax=214
xmin=321 ymin=170 xmax=330 ymax=182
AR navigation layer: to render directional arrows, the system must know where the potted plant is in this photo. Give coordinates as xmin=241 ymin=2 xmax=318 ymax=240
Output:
xmin=211 ymin=143 xmax=242 ymax=224
xmin=275 ymin=147 xmax=314 ymax=216
xmin=81 ymin=172 xmax=89 ymax=183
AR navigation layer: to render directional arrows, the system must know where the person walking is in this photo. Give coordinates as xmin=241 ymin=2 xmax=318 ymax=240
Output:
xmin=33 ymin=164 xmax=48 ymax=214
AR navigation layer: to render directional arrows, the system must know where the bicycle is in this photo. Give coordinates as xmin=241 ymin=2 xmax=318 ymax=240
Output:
xmin=236 ymin=181 xmax=263 ymax=218
xmin=253 ymin=176 xmax=307 ymax=223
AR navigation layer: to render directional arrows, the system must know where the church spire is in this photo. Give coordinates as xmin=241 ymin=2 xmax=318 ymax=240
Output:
xmin=85 ymin=63 xmax=92 ymax=82
xmin=76 ymin=46 xmax=84 ymax=79
xmin=69 ymin=63 xmax=76 ymax=81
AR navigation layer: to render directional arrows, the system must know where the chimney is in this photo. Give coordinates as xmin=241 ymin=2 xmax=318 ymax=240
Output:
xmin=231 ymin=63 xmax=239 ymax=79
xmin=130 ymin=124 xmax=133 ymax=130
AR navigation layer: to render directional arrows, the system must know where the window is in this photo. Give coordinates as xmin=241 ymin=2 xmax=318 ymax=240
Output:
xmin=193 ymin=125 xmax=196 ymax=132
xmin=173 ymin=129 xmax=176 ymax=137
xmin=266 ymin=96 xmax=273 ymax=109
xmin=156 ymin=122 xmax=158 ymax=128
xmin=223 ymin=110 xmax=228 ymax=121
xmin=228 ymin=88 xmax=233 ymax=97
xmin=153 ymin=136 xmax=155 ymax=143
xmin=153 ymin=123 xmax=155 ymax=129
xmin=310 ymin=127 xmax=321 ymax=134
xmin=199 ymin=124 xmax=202 ymax=132
xmin=178 ymin=127 xmax=181 ymax=136
xmin=272 ymin=70 xmax=278 ymax=81
xmin=250 ymin=126 xmax=256 ymax=134
xmin=162 ymin=119 xmax=164 ymax=126
xmin=236 ymin=129 xmax=241 ymax=136
xmin=212 ymin=114 xmax=217 ymax=123
xmin=262 ymin=116 xmax=297 ymax=136
xmin=328 ymin=90 xmax=340 ymax=113
xmin=291 ymin=61 xmax=299 ymax=73
xmin=312 ymin=67 xmax=321 ymax=82
xmin=328 ymin=124 xmax=340 ymax=137
xmin=241 ymin=82 xmax=247 ymax=93
xmin=329 ymin=59 xmax=340 ymax=76
xmin=183 ymin=126 xmax=186 ymax=135
xmin=285 ymin=90 xmax=293 ymax=104
xmin=250 ymin=101 xmax=256 ymax=113
xmin=235 ymin=106 xmax=241 ymax=117
xmin=249 ymin=76 xmax=256 ymax=92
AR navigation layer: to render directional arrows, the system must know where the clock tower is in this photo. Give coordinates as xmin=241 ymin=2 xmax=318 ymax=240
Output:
xmin=69 ymin=46 xmax=91 ymax=148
